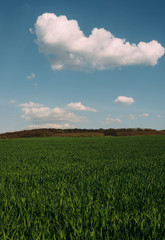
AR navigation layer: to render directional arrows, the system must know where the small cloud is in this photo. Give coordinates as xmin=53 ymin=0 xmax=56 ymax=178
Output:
xmin=26 ymin=73 xmax=35 ymax=80
xmin=139 ymin=113 xmax=149 ymax=117
xmin=114 ymin=96 xmax=135 ymax=105
xmin=104 ymin=116 xmax=122 ymax=124
xmin=129 ymin=114 xmax=137 ymax=120
xmin=34 ymin=82 xmax=38 ymax=86
xmin=29 ymin=28 xmax=34 ymax=34
xmin=51 ymin=64 xmax=64 ymax=71
xmin=28 ymin=123 xmax=71 ymax=129
xmin=156 ymin=114 xmax=163 ymax=118
xmin=67 ymin=102 xmax=97 ymax=112
xmin=9 ymin=100 xmax=16 ymax=104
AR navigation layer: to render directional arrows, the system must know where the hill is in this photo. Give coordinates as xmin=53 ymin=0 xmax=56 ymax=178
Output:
xmin=0 ymin=128 xmax=165 ymax=139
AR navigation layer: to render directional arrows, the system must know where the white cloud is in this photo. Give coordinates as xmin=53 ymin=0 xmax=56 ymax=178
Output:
xmin=129 ymin=114 xmax=137 ymax=120
xmin=114 ymin=96 xmax=135 ymax=105
xmin=104 ymin=116 xmax=122 ymax=124
xmin=26 ymin=73 xmax=35 ymax=80
xmin=18 ymin=102 xmax=83 ymax=128
xmin=139 ymin=113 xmax=149 ymax=117
xmin=19 ymin=102 xmax=44 ymax=108
xmin=28 ymin=123 xmax=71 ymax=129
xmin=9 ymin=100 xmax=16 ymax=104
xmin=29 ymin=28 xmax=34 ymax=34
xmin=34 ymin=13 xmax=165 ymax=71
xmin=67 ymin=102 xmax=97 ymax=112
xmin=156 ymin=114 xmax=163 ymax=118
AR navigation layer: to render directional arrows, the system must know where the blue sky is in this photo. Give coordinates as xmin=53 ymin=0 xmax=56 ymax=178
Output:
xmin=0 ymin=0 xmax=165 ymax=133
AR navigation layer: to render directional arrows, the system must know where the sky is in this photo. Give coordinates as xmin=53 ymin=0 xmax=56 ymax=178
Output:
xmin=0 ymin=0 xmax=165 ymax=133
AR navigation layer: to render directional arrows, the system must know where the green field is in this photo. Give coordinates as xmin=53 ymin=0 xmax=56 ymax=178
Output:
xmin=0 ymin=136 xmax=164 ymax=239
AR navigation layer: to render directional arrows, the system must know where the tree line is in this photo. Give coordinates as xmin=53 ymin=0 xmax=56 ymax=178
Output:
xmin=0 ymin=128 xmax=165 ymax=139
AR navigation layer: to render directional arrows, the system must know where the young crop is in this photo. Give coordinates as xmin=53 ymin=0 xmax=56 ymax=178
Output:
xmin=0 ymin=136 xmax=164 ymax=239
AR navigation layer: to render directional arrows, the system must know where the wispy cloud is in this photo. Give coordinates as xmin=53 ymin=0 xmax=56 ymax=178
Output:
xmin=28 ymin=123 xmax=71 ymax=129
xmin=67 ymin=102 xmax=97 ymax=112
xmin=34 ymin=13 xmax=165 ymax=71
xmin=104 ymin=116 xmax=122 ymax=124
xmin=129 ymin=113 xmax=151 ymax=120
xmin=26 ymin=73 xmax=35 ymax=80
xmin=139 ymin=113 xmax=149 ymax=117
xmin=156 ymin=114 xmax=163 ymax=118
xmin=129 ymin=114 xmax=137 ymax=120
xmin=29 ymin=28 xmax=34 ymax=34
xmin=19 ymin=102 xmax=44 ymax=108
xmin=9 ymin=100 xmax=16 ymax=104
xmin=114 ymin=96 xmax=135 ymax=105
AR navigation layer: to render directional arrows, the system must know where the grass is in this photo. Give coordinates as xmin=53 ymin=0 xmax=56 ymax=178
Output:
xmin=0 ymin=136 xmax=165 ymax=239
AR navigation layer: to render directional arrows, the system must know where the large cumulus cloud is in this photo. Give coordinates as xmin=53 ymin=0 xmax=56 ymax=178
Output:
xmin=34 ymin=13 xmax=165 ymax=71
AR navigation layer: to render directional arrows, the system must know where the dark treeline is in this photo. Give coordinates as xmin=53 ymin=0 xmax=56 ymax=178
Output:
xmin=0 ymin=128 xmax=165 ymax=139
